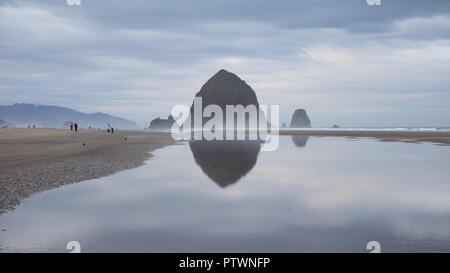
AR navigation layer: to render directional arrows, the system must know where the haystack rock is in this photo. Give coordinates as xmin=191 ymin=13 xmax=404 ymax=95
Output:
xmin=190 ymin=69 xmax=262 ymax=128
xmin=149 ymin=115 xmax=175 ymax=130
xmin=290 ymin=109 xmax=311 ymax=128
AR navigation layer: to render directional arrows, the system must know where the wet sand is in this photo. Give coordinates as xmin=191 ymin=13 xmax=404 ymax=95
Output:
xmin=0 ymin=128 xmax=176 ymax=214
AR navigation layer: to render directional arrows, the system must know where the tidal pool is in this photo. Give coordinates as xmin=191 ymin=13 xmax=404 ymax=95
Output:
xmin=0 ymin=136 xmax=449 ymax=252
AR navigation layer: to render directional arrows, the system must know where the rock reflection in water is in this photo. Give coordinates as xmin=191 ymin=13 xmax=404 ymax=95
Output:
xmin=291 ymin=136 xmax=309 ymax=148
xmin=189 ymin=140 xmax=261 ymax=188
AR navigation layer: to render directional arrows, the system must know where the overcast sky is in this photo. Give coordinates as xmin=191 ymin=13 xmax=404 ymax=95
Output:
xmin=1 ymin=0 xmax=449 ymax=127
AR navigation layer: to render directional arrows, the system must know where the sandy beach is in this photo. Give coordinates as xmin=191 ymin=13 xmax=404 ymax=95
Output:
xmin=0 ymin=128 xmax=176 ymax=214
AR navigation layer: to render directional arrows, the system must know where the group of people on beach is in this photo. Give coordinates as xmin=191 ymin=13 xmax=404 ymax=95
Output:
xmin=69 ymin=121 xmax=78 ymax=132
xmin=68 ymin=122 xmax=117 ymax=133
xmin=107 ymin=123 xmax=114 ymax=133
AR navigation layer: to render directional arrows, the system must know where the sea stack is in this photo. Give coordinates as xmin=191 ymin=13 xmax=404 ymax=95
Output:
xmin=149 ymin=115 xmax=175 ymax=130
xmin=193 ymin=69 xmax=259 ymax=108
xmin=190 ymin=69 xmax=261 ymax=128
xmin=290 ymin=109 xmax=311 ymax=128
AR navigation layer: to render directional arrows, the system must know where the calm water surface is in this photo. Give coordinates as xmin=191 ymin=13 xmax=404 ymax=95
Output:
xmin=0 ymin=136 xmax=449 ymax=252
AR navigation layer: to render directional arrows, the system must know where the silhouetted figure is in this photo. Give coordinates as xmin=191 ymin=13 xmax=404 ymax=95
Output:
xmin=107 ymin=123 xmax=110 ymax=133
xmin=33 ymin=125 xmax=35 ymax=128
xmin=70 ymin=121 xmax=73 ymax=131
xmin=74 ymin=122 xmax=78 ymax=132
xmin=111 ymin=127 xmax=114 ymax=133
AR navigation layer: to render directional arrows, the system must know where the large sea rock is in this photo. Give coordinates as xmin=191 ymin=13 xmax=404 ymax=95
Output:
xmin=290 ymin=109 xmax=311 ymax=128
xmin=193 ymin=69 xmax=259 ymax=108
xmin=189 ymin=69 xmax=262 ymax=129
xmin=149 ymin=115 xmax=175 ymax=130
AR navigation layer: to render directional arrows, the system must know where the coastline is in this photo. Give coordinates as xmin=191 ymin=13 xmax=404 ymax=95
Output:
xmin=0 ymin=128 xmax=176 ymax=214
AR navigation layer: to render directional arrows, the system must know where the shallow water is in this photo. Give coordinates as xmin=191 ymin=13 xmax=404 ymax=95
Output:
xmin=0 ymin=136 xmax=449 ymax=252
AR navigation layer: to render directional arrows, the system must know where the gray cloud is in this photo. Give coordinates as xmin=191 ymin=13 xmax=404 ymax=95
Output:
xmin=14 ymin=0 xmax=450 ymax=33
xmin=0 ymin=0 xmax=450 ymax=127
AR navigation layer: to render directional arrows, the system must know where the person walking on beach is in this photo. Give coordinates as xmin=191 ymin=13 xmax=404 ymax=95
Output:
xmin=111 ymin=127 xmax=114 ymax=133
xmin=70 ymin=121 xmax=73 ymax=131
xmin=107 ymin=123 xmax=110 ymax=133
xmin=74 ymin=122 xmax=78 ymax=132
